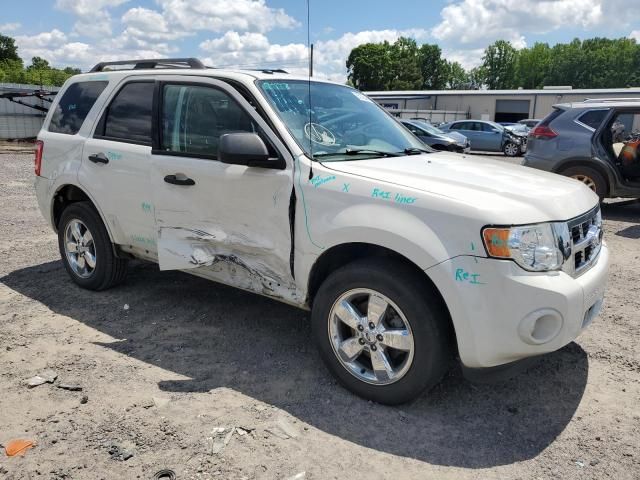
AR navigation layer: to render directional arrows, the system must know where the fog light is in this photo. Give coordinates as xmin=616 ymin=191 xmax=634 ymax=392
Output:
xmin=518 ymin=309 xmax=563 ymax=345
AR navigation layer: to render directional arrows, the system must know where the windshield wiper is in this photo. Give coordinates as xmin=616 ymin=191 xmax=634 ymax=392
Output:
xmin=314 ymin=148 xmax=403 ymax=159
xmin=402 ymin=147 xmax=433 ymax=155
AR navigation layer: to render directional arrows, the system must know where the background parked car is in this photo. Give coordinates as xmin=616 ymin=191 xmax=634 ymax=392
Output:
xmin=440 ymin=120 xmax=526 ymax=157
xmin=524 ymin=99 xmax=640 ymax=200
xmin=518 ymin=118 xmax=541 ymax=128
xmin=400 ymin=119 xmax=470 ymax=153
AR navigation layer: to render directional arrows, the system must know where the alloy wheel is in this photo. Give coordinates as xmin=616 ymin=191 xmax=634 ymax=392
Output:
xmin=328 ymin=288 xmax=415 ymax=385
xmin=571 ymin=174 xmax=597 ymax=192
xmin=64 ymin=219 xmax=97 ymax=278
xmin=504 ymin=142 xmax=519 ymax=156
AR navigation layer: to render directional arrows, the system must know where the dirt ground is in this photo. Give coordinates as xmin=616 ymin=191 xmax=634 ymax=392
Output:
xmin=0 ymin=152 xmax=638 ymax=480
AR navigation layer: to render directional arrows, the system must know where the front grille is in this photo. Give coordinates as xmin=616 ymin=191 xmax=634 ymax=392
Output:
xmin=567 ymin=206 xmax=602 ymax=276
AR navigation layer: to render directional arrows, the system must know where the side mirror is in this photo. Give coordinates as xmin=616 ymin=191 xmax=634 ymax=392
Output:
xmin=218 ymin=132 xmax=283 ymax=169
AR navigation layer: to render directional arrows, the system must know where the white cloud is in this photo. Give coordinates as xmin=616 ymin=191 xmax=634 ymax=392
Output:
xmin=443 ymin=48 xmax=486 ymax=70
xmin=200 ymin=31 xmax=307 ymax=72
xmin=158 ymin=0 xmax=298 ymax=33
xmin=432 ymin=0 xmax=602 ymax=47
xmin=55 ymin=0 xmax=131 ymax=38
xmin=0 ymin=23 xmax=21 ymax=33
xmin=631 ymin=30 xmax=640 ymax=41
xmin=199 ymin=28 xmax=430 ymax=81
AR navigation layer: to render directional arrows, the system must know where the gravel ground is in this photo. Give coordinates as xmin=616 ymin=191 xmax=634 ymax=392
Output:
xmin=0 ymin=152 xmax=638 ymax=480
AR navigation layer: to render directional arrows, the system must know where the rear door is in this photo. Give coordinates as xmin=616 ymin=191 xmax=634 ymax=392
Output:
xmin=149 ymin=76 xmax=298 ymax=301
xmin=81 ymin=79 xmax=156 ymax=249
xmin=478 ymin=122 xmax=502 ymax=151
xmin=452 ymin=122 xmax=479 ymax=148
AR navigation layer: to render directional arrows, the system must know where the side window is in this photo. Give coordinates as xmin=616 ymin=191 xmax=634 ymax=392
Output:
xmin=160 ymin=84 xmax=257 ymax=158
xmin=404 ymin=123 xmax=419 ymax=134
xmin=480 ymin=122 xmax=495 ymax=132
xmin=98 ymin=82 xmax=153 ymax=145
xmin=449 ymin=123 xmax=463 ymax=130
xmin=49 ymin=81 xmax=108 ymax=135
xmin=578 ymin=110 xmax=608 ymax=130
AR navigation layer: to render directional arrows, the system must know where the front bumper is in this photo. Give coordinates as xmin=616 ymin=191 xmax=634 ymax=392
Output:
xmin=426 ymin=245 xmax=609 ymax=368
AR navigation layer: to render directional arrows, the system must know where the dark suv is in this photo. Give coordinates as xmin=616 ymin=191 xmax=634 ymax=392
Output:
xmin=524 ymin=99 xmax=640 ymax=199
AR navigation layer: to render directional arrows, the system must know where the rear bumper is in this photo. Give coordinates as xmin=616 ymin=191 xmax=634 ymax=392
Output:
xmin=426 ymin=245 xmax=609 ymax=368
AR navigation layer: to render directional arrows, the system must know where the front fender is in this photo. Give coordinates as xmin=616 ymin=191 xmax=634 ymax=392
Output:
xmin=318 ymin=203 xmax=450 ymax=270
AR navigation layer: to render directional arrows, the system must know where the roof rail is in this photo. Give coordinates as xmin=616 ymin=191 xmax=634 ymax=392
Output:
xmin=89 ymin=58 xmax=206 ymax=73
xmin=249 ymin=68 xmax=289 ymax=74
xmin=583 ymin=97 xmax=640 ymax=103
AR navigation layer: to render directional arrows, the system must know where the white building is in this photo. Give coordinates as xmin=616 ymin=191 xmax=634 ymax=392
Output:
xmin=366 ymin=87 xmax=640 ymax=124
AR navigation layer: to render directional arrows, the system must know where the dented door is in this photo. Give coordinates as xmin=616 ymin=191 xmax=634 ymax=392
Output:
xmin=149 ymin=77 xmax=298 ymax=303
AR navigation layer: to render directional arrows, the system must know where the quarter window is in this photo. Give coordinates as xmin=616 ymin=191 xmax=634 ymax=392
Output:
xmin=49 ymin=81 xmax=108 ymax=135
xmin=578 ymin=110 xmax=608 ymax=130
xmin=99 ymin=82 xmax=153 ymax=144
xmin=160 ymin=84 xmax=257 ymax=158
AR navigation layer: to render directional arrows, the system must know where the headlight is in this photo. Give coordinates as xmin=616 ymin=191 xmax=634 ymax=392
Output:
xmin=482 ymin=222 xmax=571 ymax=271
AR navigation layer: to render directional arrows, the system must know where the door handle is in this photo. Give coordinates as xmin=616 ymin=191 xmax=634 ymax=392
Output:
xmin=164 ymin=174 xmax=195 ymax=186
xmin=88 ymin=152 xmax=109 ymax=164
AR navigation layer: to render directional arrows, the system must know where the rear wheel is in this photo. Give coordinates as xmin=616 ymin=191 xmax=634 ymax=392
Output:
xmin=58 ymin=202 xmax=128 ymax=290
xmin=559 ymin=166 xmax=607 ymax=200
xmin=311 ymin=258 xmax=451 ymax=405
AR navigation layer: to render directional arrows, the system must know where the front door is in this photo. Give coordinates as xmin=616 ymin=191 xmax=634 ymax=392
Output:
xmin=149 ymin=77 xmax=298 ymax=303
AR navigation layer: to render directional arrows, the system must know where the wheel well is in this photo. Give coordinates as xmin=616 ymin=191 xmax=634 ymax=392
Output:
xmin=554 ymin=161 xmax=611 ymax=196
xmin=306 ymin=243 xmax=457 ymax=352
xmin=52 ymin=185 xmax=92 ymax=231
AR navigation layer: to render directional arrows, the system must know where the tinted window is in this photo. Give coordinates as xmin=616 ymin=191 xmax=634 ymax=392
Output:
xmin=102 ymin=82 xmax=153 ymax=144
xmin=449 ymin=122 xmax=465 ymax=130
xmin=161 ymin=84 xmax=257 ymax=157
xmin=49 ymin=81 xmax=108 ymax=135
xmin=578 ymin=110 xmax=608 ymax=130
xmin=480 ymin=122 xmax=496 ymax=132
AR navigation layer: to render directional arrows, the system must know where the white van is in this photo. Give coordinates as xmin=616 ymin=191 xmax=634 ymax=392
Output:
xmin=34 ymin=58 xmax=608 ymax=404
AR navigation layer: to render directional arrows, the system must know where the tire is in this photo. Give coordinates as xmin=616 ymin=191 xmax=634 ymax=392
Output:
xmin=559 ymin=165 xmax=607 ymax=200
xmin=503 ymin=141 xmax=520 ymax=157
xmin=311 ymin=258 xmax=451 ymax=405
xmin=57 ymin=201 xmax=128 ymax=290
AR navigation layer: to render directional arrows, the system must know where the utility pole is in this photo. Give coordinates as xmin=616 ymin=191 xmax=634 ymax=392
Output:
xmin=309 ymin=43 xmax=314 ymax=77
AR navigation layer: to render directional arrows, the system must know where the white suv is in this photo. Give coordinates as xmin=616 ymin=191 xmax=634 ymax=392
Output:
xmin=34 ymin=58 xmax=609 ymax=404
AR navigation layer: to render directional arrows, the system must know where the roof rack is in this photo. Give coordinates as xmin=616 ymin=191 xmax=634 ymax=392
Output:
xmin=583 ymin=97 xmax=640 ymax=103
xmin=89 ymin=58 xmax=206 ymax=73
xmin=249 ymin=69 xmax=289 ymax=74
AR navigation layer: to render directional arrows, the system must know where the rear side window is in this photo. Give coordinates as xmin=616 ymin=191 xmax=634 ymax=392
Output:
xmin=48 ymin=81 xmax=108 ymax=135
xmin=578 ymin=109 xmax=608 ymax=130
xmin=98 ymin=82 xmax=153 ymax=145
xmin=539 ymin=108 xmax=564 ymax=127
xmin=449 ymin=122 xmax=464 ymax=130
xmin=160 ymin=84 xmax=257 ymax=158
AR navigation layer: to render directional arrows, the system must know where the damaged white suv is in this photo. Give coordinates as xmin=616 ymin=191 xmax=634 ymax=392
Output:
xmin=35 ymin=58 xmax=609 ymax=404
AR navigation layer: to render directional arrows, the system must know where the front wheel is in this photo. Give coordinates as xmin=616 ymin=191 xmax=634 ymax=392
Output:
xmin=311 ymin=258 xmax=451 ymax=405
xmin=503 ymin=141 xmax=520 ymax=157
xmin=58 ymin=201 xmax=128 ymax=290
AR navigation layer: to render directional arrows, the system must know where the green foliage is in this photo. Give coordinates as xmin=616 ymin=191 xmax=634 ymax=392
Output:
xmin=0 ymin=34 xmax=19 ymax=62
xmin=347 ymin=36 xmax=640 ymax=91
xmin=0 ymin=35 xmax=79 ymax=86
xmin=480 ymin=40 xmax=517 ymax=89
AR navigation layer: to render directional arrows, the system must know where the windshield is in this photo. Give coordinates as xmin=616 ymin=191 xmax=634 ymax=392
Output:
xmin=257 ymin=80 xmax=425 ymax=160
xmin=411 ymin=121 xmax=446 ymax=136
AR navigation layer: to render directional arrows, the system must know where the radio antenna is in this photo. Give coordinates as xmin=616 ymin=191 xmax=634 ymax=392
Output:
xmin=306 ymin=0 xmax=314 ymax=178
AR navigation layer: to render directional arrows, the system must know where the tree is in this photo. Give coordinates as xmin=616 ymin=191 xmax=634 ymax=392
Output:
xmin=480 ymin=40 xmax=518 ymax=89
xmin=27 ymin=56 xmax=51 ymax=71
xmin=0 ymin=34 xmax=19 ymax=62
xmin=346 ymin=41 xmax=394 ymax=90
xmin=419 ymin=44 xmax=448 ymax=89
xmin=389 ymin=37 xmax=422 ymax=90
xmin=444 ymin=61 xmax=468 ymax=89
xmin=514 ymin=42 xmax=551 ymax=89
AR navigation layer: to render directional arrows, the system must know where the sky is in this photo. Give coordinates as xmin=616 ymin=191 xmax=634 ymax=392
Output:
xmin=1 ymin=0 xmax=639 ymax=81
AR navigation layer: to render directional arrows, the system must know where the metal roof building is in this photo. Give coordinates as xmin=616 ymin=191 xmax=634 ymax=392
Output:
xmin=365 ymin=87 xmax=640 ymax=124
xmin=0 ymin=83 xmax=59 ymax=140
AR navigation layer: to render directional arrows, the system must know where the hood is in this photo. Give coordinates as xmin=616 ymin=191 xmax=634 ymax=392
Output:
xmin=323 ymin=153 xmax=598 ymax=224
xmin=445 ymin=131 xmax=468 ymax=144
